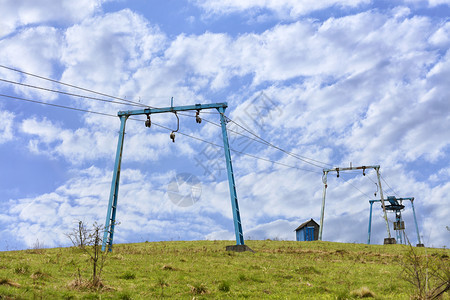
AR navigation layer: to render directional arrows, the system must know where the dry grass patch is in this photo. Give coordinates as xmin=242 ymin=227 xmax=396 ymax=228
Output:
xmin=0 ymin=278 xmax=20 ymax=288
xmin=189 ymin=283 xmax=208 ymax=295
xmin=30 ymin=270 xmax=49 ymax=280
xmin=350 ymin=286 xmax=376 ymax=298
xmin=67 ymin=277 xmax=113 ymax=292
xmin=161 ymin=264 xmax=177 ymax=271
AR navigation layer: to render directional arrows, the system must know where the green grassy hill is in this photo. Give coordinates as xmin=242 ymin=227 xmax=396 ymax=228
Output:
xmin=0 ymin=240 xmax=448 ymax=299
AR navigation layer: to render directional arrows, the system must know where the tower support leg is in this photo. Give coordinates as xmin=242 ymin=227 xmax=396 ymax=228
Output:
xmin=368 ymin=201 xmax=374 ymax=244
xmin=102 ymin=115 xmax=128 ymax=251
xmin=375 ymin=167 xmax=392 ymax=241
xmin=410 ymin=199 xmax=424 ymax=247
xmin=319 ymin=171 xmax=328 ymax=241
xmin=218 ymin=107 xmax=244 ymax=246
xmin=395 ymin=212 xmax=403 ymax=244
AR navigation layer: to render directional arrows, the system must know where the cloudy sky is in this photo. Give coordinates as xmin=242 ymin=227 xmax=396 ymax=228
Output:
xmin=0 ymin=0 xmax=449 ymax=251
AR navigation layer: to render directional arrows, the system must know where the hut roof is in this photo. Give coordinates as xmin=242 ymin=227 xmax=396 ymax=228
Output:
xmin=294 ymin=218 xmax=319 ymax=232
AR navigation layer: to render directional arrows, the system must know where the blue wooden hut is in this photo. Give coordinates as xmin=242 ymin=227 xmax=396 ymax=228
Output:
xmin=294 ymin=218 xmax=319 ymax=241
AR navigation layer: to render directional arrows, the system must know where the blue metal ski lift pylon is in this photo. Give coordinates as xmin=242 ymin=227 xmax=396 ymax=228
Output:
xmin=102 ymin=102 xmax=245 ymax=252
xmin=319 ymin=165 xmax=392 ymax=242
xmin=368 ymin=196 xmax=423 ymax=246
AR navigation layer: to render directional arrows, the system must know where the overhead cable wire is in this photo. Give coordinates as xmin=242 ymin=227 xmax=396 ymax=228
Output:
xmin=181 ymin=111 xmax=335 ymax=171
xmin=2 ymin=74 xmax=320 ymax=168
xmin=362 ymin=172 xmax=381 ymax=192
xmin=338 ymin=175 xmax=373 ymax=200
xmin=0 ymin=93 xmax=117 ymax=118
xmin=0 ymin=93 xmax=320 ymax=173
xmin=2 ymin=66 xmax=299 ymax=158
xmin=0 ymin=64 xmax=146 ymax=107
xmin=336 ymin=169 xmax=379 ymax=186
xmin=159 ymin=111 xmax=321 ymax=173
xmin=222 ymin=114 xmax=332 ymax=169
xmin=157 ymin=128 xmax=321 ymax=174
xmin=178 ymin=112 xmax=278 ymax=147
xmin=0 ymin=66 xmax=330 ymax=173
xmin=178 ymin=111 xmax=332 ymax=172
xmin=0 ymin=65 xmax=226 ymax=115
xmin=225 ymin=114 xmax=331 ymax=168
xmin=0 ymin=78 xmax=147 ymax=108
xmin=1 ymin=73 xmax=298 ymax=159
xmin=380 ymin=174 xmax=400 ymax=197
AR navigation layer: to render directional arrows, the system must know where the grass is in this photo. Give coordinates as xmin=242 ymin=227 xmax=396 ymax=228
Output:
xmin=0 ymin=240 xmax=448 ymax=299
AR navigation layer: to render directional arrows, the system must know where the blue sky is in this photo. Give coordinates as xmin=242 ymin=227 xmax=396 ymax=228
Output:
xmin=0 ymin=0 xmax=449 ymax=251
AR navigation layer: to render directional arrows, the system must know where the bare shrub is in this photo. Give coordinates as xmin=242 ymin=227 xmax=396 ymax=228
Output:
xmin=66 ymin=222 xmax=110 ymax=290
xmin=66 ymin=221 xmax=88 ymax=249
xmin=26 ymin=239 xmax=45 ymax=254
xmin=401 ymin=244 xmax=449 ymax=299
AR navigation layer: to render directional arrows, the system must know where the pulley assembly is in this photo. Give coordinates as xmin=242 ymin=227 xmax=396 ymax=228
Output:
xmin=145 ymin=114 xmax=151 ymax=128
xmin=196 ymin=110 xmax=202 ymax=124
xmin=142 ymin=100 xmax=204 ymax=143
xmin=170 ymin=112 xmax=179 ymax=142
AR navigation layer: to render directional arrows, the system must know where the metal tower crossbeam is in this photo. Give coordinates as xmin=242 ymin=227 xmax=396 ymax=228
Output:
xmin=368 ymin=197 xmax=422 ymax=245
xmin=319 ymin=165 xmax=391 ymax=241
xmin=117 ymin=103 xmax=228 ymax=117
xmin=102 ymin=102 xmax=245 ymax=251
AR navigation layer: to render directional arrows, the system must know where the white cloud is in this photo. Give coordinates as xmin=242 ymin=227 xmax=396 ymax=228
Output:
xmin=2 ymin=166 xmax=233 ymax=248
xmin=0 ymin=0 xmax=105 ymax=38
xmin=1 ymin=2 xmax=449 ymax=251
xmin=115 ymin=8 xmax=434 ymax=101
xmin=205 ymin=219 xmax=302 ymax=242
xmin=199 ymin=151 xmax=447 ymax=247
xmin=405 ymin=0 xmax=450 ymax=6
xmin=245 ymin=219 xmax=299 ymax=240
xmin=337 ymin=48 xmax=450 ymax=165
xmin=194 ymin=0 xmax=370 ymax=19
xmin=164 ymin=33 xmax=236 ymax=90
xmin=61 ymin=9 xmax=167 ymax=100
xmin=428 ymin=167 xmax=450 ymax=182
xmin=428 ymin=0 xmax=450 ymax=5
xmin=158 ymin=10 xmax=435 ymax=90
xmin=420 ymin=182 xmax=450 ymax=247
xmin=429 ymin=22 xmax=450 ymax=47
xmin=0 ymin=110 xmax=15 ymax=143
xmin=205 ymin=229 xmax=234 ymax=240
xmin=21 ymin=117 xmax=116 ymax=163
xmin=3 ymin=166 xmax=111 ymax=248
xmin=2 ymin=152 xmax=448 ymax=249
xmin=19 ymin=114 xmax=198 ymax=165
xmin=0 ymin=26 xmax=63 ymax=100
xmin=189 ymin=12 xmax=447 ymax=169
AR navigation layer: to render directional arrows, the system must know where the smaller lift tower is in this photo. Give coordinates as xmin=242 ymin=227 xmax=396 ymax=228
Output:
xmin=368 ymin=196 xmax=424 ymax=246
